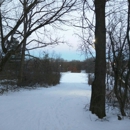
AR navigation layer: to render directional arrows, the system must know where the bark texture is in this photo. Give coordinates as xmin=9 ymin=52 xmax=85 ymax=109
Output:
xmin=89 ymin=0 xmax=106 ymax=119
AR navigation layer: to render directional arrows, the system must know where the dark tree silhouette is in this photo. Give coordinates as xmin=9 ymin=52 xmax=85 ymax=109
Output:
xmin=89 ymin=0 xmax=106 ymax=119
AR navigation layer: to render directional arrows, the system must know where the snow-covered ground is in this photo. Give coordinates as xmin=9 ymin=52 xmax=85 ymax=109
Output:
xmin=0 ymin=72 xmax=130 ymax=130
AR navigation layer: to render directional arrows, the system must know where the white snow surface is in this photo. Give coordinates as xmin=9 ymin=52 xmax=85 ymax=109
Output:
xmin=0 ymin=72 xmax=130 ymax=130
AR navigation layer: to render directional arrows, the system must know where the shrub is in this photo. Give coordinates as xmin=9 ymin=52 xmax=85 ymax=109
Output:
xmin=21 ymin=56 xmax=61 ymax=87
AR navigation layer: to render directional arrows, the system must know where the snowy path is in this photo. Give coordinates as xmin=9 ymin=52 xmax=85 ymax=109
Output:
xmin=0 ymin=72 xmax=130 ymax=130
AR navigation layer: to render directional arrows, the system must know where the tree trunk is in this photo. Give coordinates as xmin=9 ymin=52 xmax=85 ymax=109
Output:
xmin=17 ymin=39 xmax=26 ymax=86
xmin=89 ymin=0 xmax=106 ymax=119
xmin=114 ymin=69 xmax=126 ymax=116
xmin=17 ymin=0 xmax=27 ymax=86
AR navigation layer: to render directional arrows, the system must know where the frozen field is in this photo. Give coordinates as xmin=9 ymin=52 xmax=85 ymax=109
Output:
xmin=0 ymin=72 xmax=130 ymax=130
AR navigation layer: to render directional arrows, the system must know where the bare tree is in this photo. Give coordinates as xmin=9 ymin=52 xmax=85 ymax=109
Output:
xmin=89 ymin=0 xmax=106 ymax=119
xmin=0 ymin=0 xmax=78 ymax=85
xmin=75 ymin=0 xmax=106 ymax=118
xmin=78 ymin=0 xmax=130 ymax=118
xmin=107 ymin=0 xmax=130 ymax=116
xmin=74 ymin=0 xmax=95 ymax=58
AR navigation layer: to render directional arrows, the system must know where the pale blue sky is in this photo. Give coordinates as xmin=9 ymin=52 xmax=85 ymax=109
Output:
xmin=29 ymin=37 xmax=86 ymax=61
xmin=29 ymin=26 xmax=86 ymax=61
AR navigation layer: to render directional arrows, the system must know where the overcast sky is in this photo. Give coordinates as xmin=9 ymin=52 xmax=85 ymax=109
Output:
xmin=30 ymin=17 xmax=86 ymax=61
xmin=29 ymin=28 xmax=86 ymax=61
xmin=28 ymin=19 xmax=86 ymax=61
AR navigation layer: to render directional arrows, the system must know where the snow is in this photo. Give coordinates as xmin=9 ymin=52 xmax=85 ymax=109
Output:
xmin=0 ymin=72 xmax=130 ymax=130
